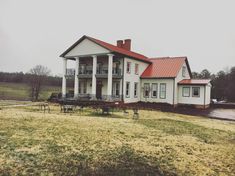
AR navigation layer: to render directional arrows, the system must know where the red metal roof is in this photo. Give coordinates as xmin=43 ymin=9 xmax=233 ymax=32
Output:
xmin=86 ymin=36 xmax=151 ymax=63
xmin=141 ymin=57 xmax=191 ymax=78
xmin=178 ymin=79 xmax=210 ymax=85
xmin=60 ymin=35 xmax=151 ymax=63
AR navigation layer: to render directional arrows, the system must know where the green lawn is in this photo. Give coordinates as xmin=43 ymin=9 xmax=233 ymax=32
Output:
xmin=0 ymin=82 xmax=62 ymax=100
xmin=0 ymin=103 xmax=235 ymax=175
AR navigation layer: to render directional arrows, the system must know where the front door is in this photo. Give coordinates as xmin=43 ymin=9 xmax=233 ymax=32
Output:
xmin=96 ymin=80 xmax=102 ymax=99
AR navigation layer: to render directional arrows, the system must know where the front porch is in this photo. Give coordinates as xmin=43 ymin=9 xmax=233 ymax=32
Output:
xmin=62 ymin=54 xmax=124 ymax=102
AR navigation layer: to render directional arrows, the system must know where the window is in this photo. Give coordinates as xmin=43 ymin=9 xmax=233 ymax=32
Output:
xmin=134 ymin=82 xmax=138 ymax=97
xmin=182 ymin=66 xmax=186 ymax=77
xmin=192 ymin=87 xmax=200 ymax=97
xmin=79 ymin=81 xmax=87 ymax=94
xmin=135 ymin=64 xmax=139 ymax=75
xmin=151 ymin=83 xmax=158 ymax=98
xmin=160 ymin=83 xmax=166 ymax=99
xmin=143 ymin=83 xmax=150 ymax=97
xmin=112 ymin=82 xmax=120 ymax=97
xmin=80 ymin=64 xmax=86 ymax=74
xmin=115 ymin=82 xmax=120 ymax=97
xmin=182 ymin=87 xmax=190 ymax=97
xmin=127 ymin=62 xmax=131 ymax=73
xmin=113 ymin=62 xmax=120 ymax=75
xmin=78 ymin=81 xmax=81 ymax=94
xmin=83 ymin=82 xmax=87 ymax=94
xmin=126 ymin=82 xmax=130 ymax=98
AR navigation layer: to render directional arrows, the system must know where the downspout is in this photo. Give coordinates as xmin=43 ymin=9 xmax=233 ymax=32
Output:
xmin=204 ymin=85 xmax=206 ymax=109
xmin=121 ymin=57 xmax=125 ymax=102
xmin=173 ymin=78 xmax=175 ymax=107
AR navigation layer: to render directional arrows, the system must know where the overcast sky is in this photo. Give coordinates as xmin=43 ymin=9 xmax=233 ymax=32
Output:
xmin=0 ymin=0 xmax=235 ymax=75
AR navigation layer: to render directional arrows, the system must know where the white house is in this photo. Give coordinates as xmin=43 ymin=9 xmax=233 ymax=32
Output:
xmin=60 ymin=35 xmax=211 ymax=108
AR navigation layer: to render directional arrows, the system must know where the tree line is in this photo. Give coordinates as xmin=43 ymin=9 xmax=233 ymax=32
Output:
xmin=0 ymin=71 xmax=74 ymax=87
xmin=0 ymin=65 xmax=74 ymax=101
xmin=192 ymin=67 xmax=235 ymax=102
xmin=1 ymin=65 xmax=235 ymax=102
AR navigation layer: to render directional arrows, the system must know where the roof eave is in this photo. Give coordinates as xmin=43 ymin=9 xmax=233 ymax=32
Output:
xmin=60 ymin=35 xmax=151 ymax=63
xmin=185 ymin=57 xmax=193 ymax=78
xmin=178 ymin=83 xmax=209 ymax=85
xmin=141 ymin=76 xmax=175 ymax=79
xmin=60 ymin=35 xmax=87 ymax=57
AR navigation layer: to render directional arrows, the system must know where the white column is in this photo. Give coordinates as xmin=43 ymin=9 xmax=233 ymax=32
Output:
xmin=74 ymin=57 xmax=79 ymax=98
xmin=91 ymin=55 xmax=97 ymax=99
xmin=107 ymin=54 xmax=114 ymax=100
xmin=62 ymin=58 xmax=67 ymax=98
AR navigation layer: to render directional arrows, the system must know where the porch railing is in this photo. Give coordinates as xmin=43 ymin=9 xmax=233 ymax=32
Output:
xmin=67 ymin=93 xmax=123 ymax=101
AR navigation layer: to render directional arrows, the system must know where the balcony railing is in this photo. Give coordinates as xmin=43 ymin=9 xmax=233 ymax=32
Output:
xmin=65 ymin=68 xmax=75 ymax=79
xmin=97 ymin=66 xmax=121 ymax=76
xmin=77 ymin=66 xmax=122 ymax=78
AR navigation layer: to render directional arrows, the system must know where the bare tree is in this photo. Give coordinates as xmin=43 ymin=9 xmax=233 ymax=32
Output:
xmin=28 ymin=65 xmax=51 ymax=101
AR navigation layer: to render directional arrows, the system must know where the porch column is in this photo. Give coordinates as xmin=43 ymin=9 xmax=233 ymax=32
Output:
xmin=74 ymin=57 xmax=79 ymax=98
xmin=107 ymin=54 xmax=114 ymax=100
xmin=62 ymin=58 xmax=67 ymax=98
xmin=91 ymin=55 xmax=97 ymax=99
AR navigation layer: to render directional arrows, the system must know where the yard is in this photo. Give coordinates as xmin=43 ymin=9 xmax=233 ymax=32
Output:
xmin=0 ymin=102 xmax=235 ymax=175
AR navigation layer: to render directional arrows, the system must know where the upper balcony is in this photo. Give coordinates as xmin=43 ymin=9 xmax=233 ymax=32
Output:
xmin=77 ymin=66 xmax=122 ymax=79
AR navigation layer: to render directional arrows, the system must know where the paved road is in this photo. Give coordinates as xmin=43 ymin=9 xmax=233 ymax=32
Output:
xmin=208 ymin=108 xmax=235 ymax=121
xmin=173 ymin=108 xmax=235 ymax=121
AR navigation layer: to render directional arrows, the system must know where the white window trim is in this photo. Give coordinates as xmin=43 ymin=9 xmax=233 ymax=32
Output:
xmin=127 ymin=62 xmax=131 ymax=74
xmin=112 ymin=82 xmax=120 ymax=97
xmin=135 ymin=63 xmax=139 ymax=75
xmin=182 ymin=66 xmax=186 ymax=77
xmin=126 ymin=82 xmax=130 ymax=98
xmin=159 ymin=83 xmax=166 ymax=99
xmin=143 ymin=83 xmax=150 ymax=98
xmin=192 ymin=87 xmax=200 ymax=97
xmin=151 ymin=83 xmax=158 ymax=98
xmin=134 ymin=82 xmax=138 ymax=98
xmin=182 ymin=87 xmax=190 ymax=97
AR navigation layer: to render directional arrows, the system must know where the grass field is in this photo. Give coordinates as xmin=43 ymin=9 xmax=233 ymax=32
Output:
xmin=0 ymin=103 xmax=235 ymax=175
xmin=0 ymin=82 xmax=63 ymax=100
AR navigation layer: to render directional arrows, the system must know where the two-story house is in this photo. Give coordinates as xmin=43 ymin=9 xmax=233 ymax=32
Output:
xmin=60 ymin=35 xmax=211 ymax=108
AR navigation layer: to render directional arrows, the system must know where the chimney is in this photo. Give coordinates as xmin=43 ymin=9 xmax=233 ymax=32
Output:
xmin=117 ymin=40 xmax=123 ymax=48
xmin=123 ymin=39 xmax=131 ymax=51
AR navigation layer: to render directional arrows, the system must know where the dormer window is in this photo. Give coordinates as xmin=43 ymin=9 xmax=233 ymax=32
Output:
xmin=182 ymin=66 xmax=186 ymax=77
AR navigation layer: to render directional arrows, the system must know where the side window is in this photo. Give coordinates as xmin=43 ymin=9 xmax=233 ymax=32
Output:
xmin=112 ymin=82 xmax=120 ymax=97
xmin=115 ymin=82 xmax=120 ymax=97
xmin=83 ymin=81 xmax=87 ymax=94
xmin=151 ymin=83 xmax=158 ymax=98
xmin=135 ymin=64 xmax=139 ymax=75
xmin=134 ymin=82 xmax=138 ymax=97
xmin=182 ymin=66 xmax=186 ymax=77
xmin=192 ymin=87 xmax=200 ymax=97
xmin=160 ymin=83 xmax=166 ymax=99
xmin=126 ymin=82 xmax=130 ymax=98
xmin=182 ymin=87 xmax=190 ymax=97
xmin=78 ymin=81 xmax=81 ymax=94
xmin=127 ymin=62 xmax=131 ymax=74
xmin=80 ymin=64 xmax=86 ymax=74
xmin=143 ymin=83 xmax=150 ymax=98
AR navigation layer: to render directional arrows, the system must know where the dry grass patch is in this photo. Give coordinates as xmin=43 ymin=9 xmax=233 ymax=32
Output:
xmin=0 ymin=105 xmax=234 ymax=175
